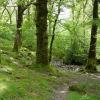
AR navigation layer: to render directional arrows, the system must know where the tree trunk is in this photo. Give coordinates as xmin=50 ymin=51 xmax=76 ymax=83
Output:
xmin=36 ymin=0 xmax=49 ymax=65
xmin=49 ymin=0 xmax=61 ymax=62
xmin=13 ymin=0 xmax=34 ymax=52
xmin=13 ymin=5 xmax=23 ymax=52
xmin=86 ymin=0 xmax=98 ymax=72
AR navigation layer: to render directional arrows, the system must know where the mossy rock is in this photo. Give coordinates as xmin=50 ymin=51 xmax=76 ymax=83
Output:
xmin=69 ymin=84 xmax=86 ymax=94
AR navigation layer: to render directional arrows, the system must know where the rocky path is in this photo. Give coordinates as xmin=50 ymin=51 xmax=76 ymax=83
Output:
xmin=54 ymin=84 xmax=69 ymax=100
xmin=53 ymin=72 xmax=100 ymax=100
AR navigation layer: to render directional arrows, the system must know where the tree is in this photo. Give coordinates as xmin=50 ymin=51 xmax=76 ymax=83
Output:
xmin=36 ymin=0 xmax=49 ymax=65
xmin=49 ymin=0 xmax=62 ymax=62
xmin=13 ymin=3 xmax=24 ymax=52
xmin=13 ymin=0 xmax=34 ymax=52
xmin=86 ymin=0 xmax=99 ymax=72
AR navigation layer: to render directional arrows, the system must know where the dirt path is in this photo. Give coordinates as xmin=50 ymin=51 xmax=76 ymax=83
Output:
xmin=53 ymin=72 xmax=100 ymax=100
xmin=54 ymin=84 xmax=69 ymax=100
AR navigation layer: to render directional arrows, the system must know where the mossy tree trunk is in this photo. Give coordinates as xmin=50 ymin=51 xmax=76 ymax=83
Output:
xmin=86 ymin=0 xmax=98 ymax=72
xmin=13 ymin=5 xmax=24 ymax=52
xmin=13 ymin=0 xmax=34 ymax=52
xmin=36 ymin=0 xmax=49 ymax=65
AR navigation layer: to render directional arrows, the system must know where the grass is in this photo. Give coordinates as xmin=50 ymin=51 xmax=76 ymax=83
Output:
xmin=0 ymin=65 xmax=65 ymax=100
xmin=67 ymin=91 xmax=100 ymax=100
xmin=0 ymin=50 xmax=68 ymax=100
xmin=0 ymin=64 xmax=61 ymax=100
xmin=68 ymin=77 xmax=100 ymax=100
xmin=0 ymin=43 xmax=100 ymax=100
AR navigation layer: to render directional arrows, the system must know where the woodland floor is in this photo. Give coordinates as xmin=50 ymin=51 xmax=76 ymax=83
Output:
xmin=53 ymin=65 xmax=100 ymax=100
xmin=0 ymin=48 xmax=100 ymax=100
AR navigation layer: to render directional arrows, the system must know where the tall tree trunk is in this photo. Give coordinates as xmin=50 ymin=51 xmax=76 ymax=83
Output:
xmin=86 ymin=0 xmax=98 ymax=72
xmin=49 ymin=0 xmax=61 ymax=62
xmin=13 ymin=5 xmax=23 ymax=52
xmin=36 ymin=0 xmax=49 ymax=65
xmin=83 ymin=0 xmax=88 ymax=51
xmin=13 ymin=0 xmax=34 ymax=52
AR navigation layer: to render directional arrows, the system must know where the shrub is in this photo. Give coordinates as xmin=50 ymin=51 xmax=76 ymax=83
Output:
xmin=64 ymin=40 xmax=88 ymax=65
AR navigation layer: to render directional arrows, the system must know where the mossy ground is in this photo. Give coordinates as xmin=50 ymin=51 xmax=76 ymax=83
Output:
xmin=68 ymin=72 xmax=100 ymax=100
xmin=68 ymin=91 xmax=100 ymax=100
xmin=0 ymin=63 xmax=64 ymax=100
xmin=0 ymin=46 xmax=69 ymax=100
xmin=0 ymin=40 xmax=100 ymax=100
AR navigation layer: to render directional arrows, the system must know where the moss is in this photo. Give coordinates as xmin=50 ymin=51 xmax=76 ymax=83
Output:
xmin=86 ymin=58 xmax=97 ymax=73
xmin=69 ymin=84 xmax=86 ymax=94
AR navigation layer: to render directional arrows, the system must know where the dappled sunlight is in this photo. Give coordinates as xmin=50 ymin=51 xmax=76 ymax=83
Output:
xmin=0 ymin=0 xmax=100 ymax=99
xmin=0 ymin=65 xmax=14 ymax=73
xmin=9 ymin=57 xmax=14 ymax=61
xmin=0 ymin=83 xmax=8 ymax=94
xmin=0 ymin=76 xmax=10 ymax=82
xmin=12 ymin=61 xmax=19 ymax=65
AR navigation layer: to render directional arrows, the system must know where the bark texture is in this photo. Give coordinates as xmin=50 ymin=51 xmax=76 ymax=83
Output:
xmin=86 ymin=0 xmax=98 ymax=72
xmin=13 ymin=5 xmax=24 ymax=52
xmin=36 ymin=0 xmax=49 ymax=65
xmin=13 ymin=0 xmax=34 ymax=52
